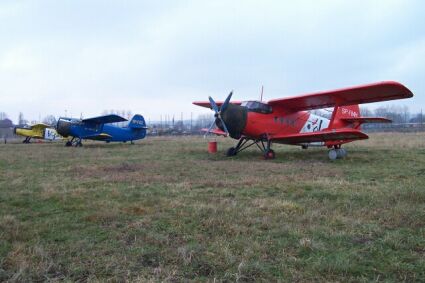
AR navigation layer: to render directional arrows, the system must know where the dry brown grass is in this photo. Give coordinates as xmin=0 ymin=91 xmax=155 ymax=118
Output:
xmin=0 ymin=133 xmax=424 ymax=281
xmin=349 ymin=132 xmax=425 ymax=148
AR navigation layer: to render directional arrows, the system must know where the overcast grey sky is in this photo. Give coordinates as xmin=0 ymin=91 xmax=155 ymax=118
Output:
xmin=0 ymin=0 xmax=424 ymax=123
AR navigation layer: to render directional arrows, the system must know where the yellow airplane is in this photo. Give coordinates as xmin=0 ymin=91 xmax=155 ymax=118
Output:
xmin=14 ymin=124 xmax=62 ymax=143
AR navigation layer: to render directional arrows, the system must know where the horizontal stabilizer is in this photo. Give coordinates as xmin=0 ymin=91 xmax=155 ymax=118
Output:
xmin=340 ymin=117 xmax=392 ymax=124
xmin=271 ymin=128 xmax=368 ymax=144
xmin=82 ymin=114 xmax=127 ymax=125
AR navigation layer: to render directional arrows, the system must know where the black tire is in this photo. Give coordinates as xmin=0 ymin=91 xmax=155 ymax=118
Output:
xmin=65 ymin=141 xmax=72 ymax=147
xmin=226 ymin=147 xmax=237 ymax=157
xmin=328 ymin=149 xmax=338 ymax=160
xmin=264 ymin=149 xmax=275 ymax=160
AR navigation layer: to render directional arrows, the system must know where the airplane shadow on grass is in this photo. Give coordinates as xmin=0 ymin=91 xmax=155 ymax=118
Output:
xmin=202 ymin=147 xmax=383 ymax=164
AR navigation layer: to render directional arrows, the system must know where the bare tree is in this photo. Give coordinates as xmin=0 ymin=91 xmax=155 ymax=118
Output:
xmin=18 ymin=112 xmax=25 ymax=125
xmin=374 ymin=105 xmax=411 ymax=124
xmin=42 ymin=115 xmax=57 ymax=126
xmin=360 ymin=107 xmax=373 ymax=117
xmin=195 ymin=114 xmax=215 ymax=130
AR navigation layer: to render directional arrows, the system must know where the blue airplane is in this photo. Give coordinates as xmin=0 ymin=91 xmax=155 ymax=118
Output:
xmin=56 ymin=114 xmax=147 ymax=146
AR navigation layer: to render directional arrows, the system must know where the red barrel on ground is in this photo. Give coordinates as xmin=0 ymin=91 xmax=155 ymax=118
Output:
xmin=208 ymin=141 xmax=217 ymax=153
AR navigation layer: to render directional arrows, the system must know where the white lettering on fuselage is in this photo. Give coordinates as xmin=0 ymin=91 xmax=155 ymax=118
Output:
xmin=341 ymin=107 xmax=359 ymax=117
xmin=132 ymin=119 xmax=144 ymax=125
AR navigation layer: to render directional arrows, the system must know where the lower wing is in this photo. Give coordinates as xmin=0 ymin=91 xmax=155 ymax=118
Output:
xmin=83 ymin=133 xmax=113 ymax=140
xmin=270 ymin=129 xmax=368 ymax=144
xmin=200 ymin=128 xmax=228 ymax=137
xmin=31 ymin=134 xmax=44 ymax=139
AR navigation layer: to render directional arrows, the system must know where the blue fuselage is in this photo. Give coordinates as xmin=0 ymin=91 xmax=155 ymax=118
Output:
xmin=61 ymin=122 xmax=146 ymax=142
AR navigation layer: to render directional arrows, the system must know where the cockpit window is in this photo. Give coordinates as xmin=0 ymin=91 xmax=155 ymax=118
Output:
xmin=241 ymin=101 xmax=273 ymax=114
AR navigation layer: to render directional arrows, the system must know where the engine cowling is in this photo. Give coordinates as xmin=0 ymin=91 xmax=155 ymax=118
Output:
xmin=218 ymin=104 xmax=247 ymax=139
xmin=56 ymin=118 xmax=72 ymax=137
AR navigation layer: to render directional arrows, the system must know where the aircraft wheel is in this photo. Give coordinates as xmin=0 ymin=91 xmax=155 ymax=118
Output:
xmin=301 ymin=145 xmax=308 ymax=149
xmin=226 ymin=147 xmax=237 ymax=157
xmin=65 ymin=141 xmax=72 ymax=147
xmin=328 ymin=149 xmax=338 ymax=160
xmin=264 ymin=149 xmax=275 ymax=160
xmin=336 ymin=148 xmax=347 ymax=159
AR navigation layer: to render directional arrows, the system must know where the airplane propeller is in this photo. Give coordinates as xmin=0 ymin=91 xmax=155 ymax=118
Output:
xmin=205 ymin=91 xmax=233 ymax=138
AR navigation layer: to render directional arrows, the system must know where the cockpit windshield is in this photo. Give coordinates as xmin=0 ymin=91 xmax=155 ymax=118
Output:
xmin=240 ymin=101 xmax=273 ymax=114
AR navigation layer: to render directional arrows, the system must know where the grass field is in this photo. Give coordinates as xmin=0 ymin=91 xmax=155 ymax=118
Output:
xmin=1 ymin=133 xmax=424 ymax=282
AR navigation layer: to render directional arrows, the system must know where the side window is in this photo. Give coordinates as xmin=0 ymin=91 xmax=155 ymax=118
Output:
xmin=242 ymin=101 xmax=272 ymax=114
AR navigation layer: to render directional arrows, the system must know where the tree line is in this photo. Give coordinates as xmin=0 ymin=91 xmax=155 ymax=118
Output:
xmin=0 ymin=105 xmax=424 ymax=135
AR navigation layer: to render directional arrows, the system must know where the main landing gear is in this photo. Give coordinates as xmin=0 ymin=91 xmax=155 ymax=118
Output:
xmin=226 ymin=137 xmax=276 ymax=160
xmin=65 ymin=138 xmax=83 ymax=147
xmin=328 ymin=145 xmax=347 ymax=160
xmin=226 ymin=139 xmax=348 ymax=161
xmin=22 ymin=137 xmax=31 ymax=143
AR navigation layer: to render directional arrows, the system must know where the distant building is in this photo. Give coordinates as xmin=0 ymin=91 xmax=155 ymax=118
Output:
xmin=0 ymin=118 xmax=13 ymax=128
xmin=0 ymin=119 xmax=14 ymax=139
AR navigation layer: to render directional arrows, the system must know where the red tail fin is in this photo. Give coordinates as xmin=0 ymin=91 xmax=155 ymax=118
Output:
xmin=329 ymin=105 xmax=360 ymax=129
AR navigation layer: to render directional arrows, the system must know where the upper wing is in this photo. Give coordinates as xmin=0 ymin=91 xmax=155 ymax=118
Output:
xmin=268 ymin=81 xmax=413 ymax=111
xmin=82 ymin=114 xmax=127 ymax=124
xmin=31 ymin=123 xmax=51 ymax=130
xmin=193 ymin=101 xmax=242 ymax=109
xmin=270 ymin=128 xmax=368 ymax=144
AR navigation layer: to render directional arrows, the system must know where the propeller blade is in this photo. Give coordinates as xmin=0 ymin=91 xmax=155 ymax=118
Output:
xmin=220 ymin=91 xmax=233 ymax=113
xmin=219 ymin=117 xmax=229 ymax=136
xmin=204 ymin=119 xmax=217 ymax=138
xmin=208 ymin=96 xmax=219 ymax=113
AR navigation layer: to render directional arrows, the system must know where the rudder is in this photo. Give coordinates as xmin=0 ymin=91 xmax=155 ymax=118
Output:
xmin=329 ymin=105 xmax=361 ymax=129
xmin=128 ymin=114 xmax=147 ymax=129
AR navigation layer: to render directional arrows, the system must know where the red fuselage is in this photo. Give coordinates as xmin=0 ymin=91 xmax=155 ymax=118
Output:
xmin=243 ymin=110 xmax=310 ymax=139
xmin=220 ymin=101 xmax=330 ymax=142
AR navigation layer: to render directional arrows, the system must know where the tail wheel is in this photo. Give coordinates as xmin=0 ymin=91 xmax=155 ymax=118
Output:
xmin=264 ymin=149 xmax=275 ymax=160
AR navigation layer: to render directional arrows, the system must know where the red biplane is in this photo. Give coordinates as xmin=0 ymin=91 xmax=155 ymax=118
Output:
xmin=193 ymin=81 xmax=413 ymax=160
